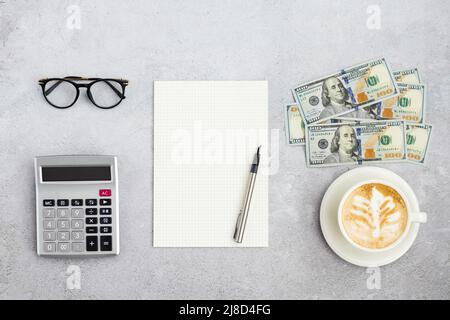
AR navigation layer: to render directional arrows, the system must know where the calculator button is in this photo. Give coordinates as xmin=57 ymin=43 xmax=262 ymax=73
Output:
xmin=43 ymin=200 xmax=55 ymax=207
xmin=100 ymin=217 xmax=112 ymax=224
xmin=58 ymin=242 xmax=71 ymax=253
xmin=86 ymin=208 xmax=98 ymax=215
xmin=86 ymin=227 xmax=98 ymax=233
xmin=57 ymin=199 xmax=69 ymax=207
xmin=57 ymin=220 xmax=70 ymax=229
xmin=86 ymin=217 xmax=98 ymax=225
xmin=43 ymin=220 xmax=56 ymax=230
xmin=43 ymin=231 xmax=56 ymax=241
xmin=100 ymin=226 xmax=112 ymax=233
xmin=86 ymin=199 xmax=97 ymax=206
xmin=72 ymin=242 xmax=85 ymax=252
xmin=71 ymin=199 xmax=83 ymax=206
xmin=100 ymin=199 xmax=111 ymax=206
xmin=100 ymin=236 xmax=112 ymax=251
xmin=71 ymin=208 xmax=84 ymax=218
xmin=58 ymin=231 xmax=70 ymax=241
xmin=86 ymin=236 xmax=98 ymax=251
xmin=99 ymin=189 xmax=112 ymax=197
xmin=72 ymin=219 xmax=84 ymax=229
xmin=72 ymin=231 xmax=84 ymax=240
xmin=43 ymin=208 xmax=56 ymax=218
xmin=100 ymin=208 xmax=112 ymax=215
xmin=57 ymin=208 xmax=70 ymax=218
xmin=43 ymin=242 xmax=56 ymax=252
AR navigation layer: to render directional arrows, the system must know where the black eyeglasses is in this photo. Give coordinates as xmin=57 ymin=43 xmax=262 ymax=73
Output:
xmin=39 ymin=76 xmax=129 ymax=109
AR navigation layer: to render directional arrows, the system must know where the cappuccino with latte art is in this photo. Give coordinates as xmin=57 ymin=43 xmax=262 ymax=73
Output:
xmin=340 ymin=183 xmax=408 ymax=250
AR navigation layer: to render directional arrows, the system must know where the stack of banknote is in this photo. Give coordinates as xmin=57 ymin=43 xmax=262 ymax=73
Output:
xmin=284 ymin=58 xmax=432 ymax=167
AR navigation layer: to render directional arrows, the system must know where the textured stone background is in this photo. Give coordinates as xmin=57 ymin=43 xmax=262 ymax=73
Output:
xmin=0 ymin=0 xmax=449 ymax=299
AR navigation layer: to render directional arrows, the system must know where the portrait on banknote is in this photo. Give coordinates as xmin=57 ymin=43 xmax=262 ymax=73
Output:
xmin=323 ymin=125 xmax=360 ymax=164
xmin=320 ymin=77 xmax=374 ymax=121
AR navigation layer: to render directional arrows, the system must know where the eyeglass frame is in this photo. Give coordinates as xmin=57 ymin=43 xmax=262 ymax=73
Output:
xmin=38 ymin=76 xmax=129 ymax=109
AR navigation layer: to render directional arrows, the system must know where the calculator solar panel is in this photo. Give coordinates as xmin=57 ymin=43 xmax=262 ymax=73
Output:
xmin=35 ymin=155 xmax=120 ymax=256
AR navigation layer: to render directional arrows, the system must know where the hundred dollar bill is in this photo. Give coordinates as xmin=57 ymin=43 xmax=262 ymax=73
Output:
xmin=284 ymin=103 xmax=305 ymax=145
xmin=292 ymin=58 xmax=399 ymax=125
xmin=370 ymin=83 xmax=426 ymax=123
xmin=406 ymin=123 xmax=432 ymax=164
xmin=306 ymin=120 xmax=406 ymax=167
xmin=393 ymin=68 xmax=421 ymax=84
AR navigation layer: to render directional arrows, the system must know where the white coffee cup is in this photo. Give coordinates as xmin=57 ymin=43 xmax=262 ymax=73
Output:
xmin=337 ymin=179 xmax=427 ymax=252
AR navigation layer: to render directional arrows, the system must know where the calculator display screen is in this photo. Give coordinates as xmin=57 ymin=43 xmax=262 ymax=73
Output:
xmin=41 ymin=166 xmax=112 ymax=182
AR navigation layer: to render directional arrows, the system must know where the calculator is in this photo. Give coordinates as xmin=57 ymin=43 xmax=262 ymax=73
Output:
xmin=34 ymin=155 xmax=120 ymax=256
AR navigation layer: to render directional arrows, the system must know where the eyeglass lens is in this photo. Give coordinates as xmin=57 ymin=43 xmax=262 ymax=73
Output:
xmin=44 ymin=80 xmax=78 ymax=108
xmin=89 ymin=80 xmax=124 ymax=108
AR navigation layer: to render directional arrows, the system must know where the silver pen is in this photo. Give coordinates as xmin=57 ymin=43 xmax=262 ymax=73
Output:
xmin=234 ymin=146 xmax=261 ymax=243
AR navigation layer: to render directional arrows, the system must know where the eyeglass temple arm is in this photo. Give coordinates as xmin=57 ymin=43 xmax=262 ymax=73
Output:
xmin=102 ymin=79 xmax=126 ymax=99
xmin=43 ymin=79 xmax=64 ymax=96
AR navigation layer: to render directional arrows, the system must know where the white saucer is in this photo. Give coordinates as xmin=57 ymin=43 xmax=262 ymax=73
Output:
xmin=320 ymin=166 xmax=421 ymax=267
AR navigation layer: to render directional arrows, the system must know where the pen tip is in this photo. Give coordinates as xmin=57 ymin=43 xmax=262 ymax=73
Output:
xmin=254 ymin=145 xmax=261 ymax=165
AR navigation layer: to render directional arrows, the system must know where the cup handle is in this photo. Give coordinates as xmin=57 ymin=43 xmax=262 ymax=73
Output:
xmin=410 ymin=212 xmax=427 ymax=223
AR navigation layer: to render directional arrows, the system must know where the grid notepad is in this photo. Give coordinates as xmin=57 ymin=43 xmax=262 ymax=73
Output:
xmin=153 ymin=81 xmax=268 ymax=247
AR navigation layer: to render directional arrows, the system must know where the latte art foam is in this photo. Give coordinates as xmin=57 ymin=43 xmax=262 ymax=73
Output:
xmin=341 ymin=183 xmax=408 ymax=249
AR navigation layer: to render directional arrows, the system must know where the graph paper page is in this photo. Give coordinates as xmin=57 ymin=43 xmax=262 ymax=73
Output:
xmin=153 ymin=81 xmax=268 ymax=247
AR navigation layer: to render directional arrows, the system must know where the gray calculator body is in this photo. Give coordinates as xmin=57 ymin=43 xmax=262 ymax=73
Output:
xmin=35 ymin=155 xmax=120 ymax=256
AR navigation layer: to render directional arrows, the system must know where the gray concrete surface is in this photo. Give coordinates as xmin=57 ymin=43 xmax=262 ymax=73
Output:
xmin=0 ymin=0 xmax=449 ymax=299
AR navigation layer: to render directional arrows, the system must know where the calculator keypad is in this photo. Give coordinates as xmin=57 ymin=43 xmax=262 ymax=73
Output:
xmin=41 ymin=197 xmax=113 ymax=254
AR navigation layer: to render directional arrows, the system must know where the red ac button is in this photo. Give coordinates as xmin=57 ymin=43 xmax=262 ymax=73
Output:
xmin=99 ymin=189 xmax=112 ymax=197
